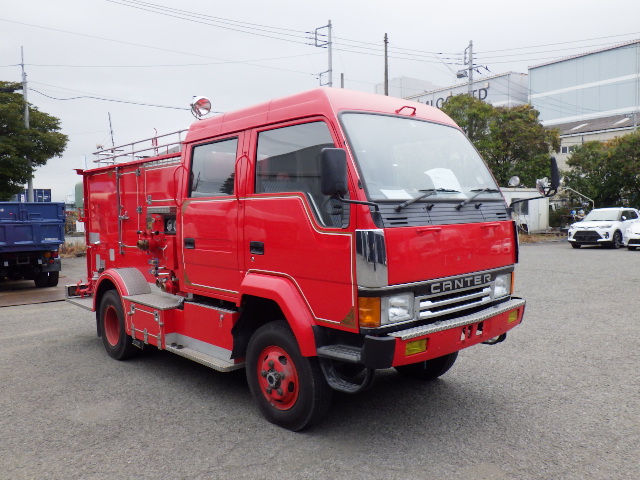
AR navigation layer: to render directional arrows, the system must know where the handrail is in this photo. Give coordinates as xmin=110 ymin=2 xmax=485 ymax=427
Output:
xmin=560 ymin=187 xmax=595 ymax=210
xmin=92 ymin=129 xmax=187 ymax=166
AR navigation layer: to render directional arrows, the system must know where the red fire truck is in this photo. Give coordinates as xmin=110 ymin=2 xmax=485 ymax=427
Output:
xmin=68 ymin=88 xmax=557 ymax=430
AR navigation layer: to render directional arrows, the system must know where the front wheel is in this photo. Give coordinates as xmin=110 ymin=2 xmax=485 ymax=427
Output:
xmin=246 ymin=321 xmax=332 ymax=431
xmin=570 ymin=243 xmax=581 ymax=249
xmin=609 ymin=231 xmax=623 ymax=249
xmin=627 ymin=246 xmax=637 ymax=251
xmin=99 ymin=290 xmax=138 ymax=360
xmin=395 ymin=352 xmax=458 ymax=380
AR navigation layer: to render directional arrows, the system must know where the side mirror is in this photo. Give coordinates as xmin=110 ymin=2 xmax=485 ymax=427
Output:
xmin=549 ymin=157 xmax=560 ymax=192
xmin=321 ymin=148 xmax=348 ymax=197
xmin=534 ymin=157 xmax=560 ymax=197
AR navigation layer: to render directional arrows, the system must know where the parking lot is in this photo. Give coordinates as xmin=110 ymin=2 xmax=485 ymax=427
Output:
xmin=0 ymin=241 xmax=638 ymax=480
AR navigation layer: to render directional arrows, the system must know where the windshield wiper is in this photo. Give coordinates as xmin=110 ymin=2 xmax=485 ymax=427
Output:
xmin=456 ymin=188 xmax=501 ymax=210
xmin=395 ymin=188 xmax=461 ymax=212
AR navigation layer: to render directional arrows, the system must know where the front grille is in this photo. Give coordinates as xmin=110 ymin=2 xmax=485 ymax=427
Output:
xmin=378 ymin=201 xmax=508 ymax=227
xmin=573 ymin=231 xmax=603 ymax=242
xmin=628 ymin=238 xmax=640 ymax=245
xmin=416 ymin=285 xmax=493 ymax=321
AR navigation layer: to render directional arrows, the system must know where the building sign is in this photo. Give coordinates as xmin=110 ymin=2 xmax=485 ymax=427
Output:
xmin=417 ymin=87 xmax=489 ymax=108
xmin=406 ymin=73 xmax=529 ymax=110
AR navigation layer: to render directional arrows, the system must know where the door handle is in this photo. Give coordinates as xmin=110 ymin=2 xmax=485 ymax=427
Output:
xmin=185 ymin=237 xmax=195 ymax=249
xmin=250 ymin=241 xmax=264 ymax=255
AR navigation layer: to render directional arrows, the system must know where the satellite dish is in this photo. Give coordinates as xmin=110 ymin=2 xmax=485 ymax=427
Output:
xmin=508 ymin=176 xmax=520 ymax=187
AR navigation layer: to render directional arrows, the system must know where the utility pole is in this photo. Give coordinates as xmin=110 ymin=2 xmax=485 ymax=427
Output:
xmin=314 ymin=20 xmax=333 ymax=87
xmin=384 ymin=33 xmax=389 ymax=96
xmin=327 ymin=20 xmax=332 ymax=87
xmin=21 ymin=47 xmax=33 ymax=202
xmin=108 ymin=113 xmax=116 ymax=151
xmin=466 ymin=40 xmax=474 ymax=96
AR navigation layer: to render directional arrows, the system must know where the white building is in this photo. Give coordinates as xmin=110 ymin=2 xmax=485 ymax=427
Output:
xmin=501 ymin=188 xmax=550 ymax=234
xmin=374 ymin=76 xmax=442 ymax=99
xmin=529 ymin=39 xmax=640 ymax=170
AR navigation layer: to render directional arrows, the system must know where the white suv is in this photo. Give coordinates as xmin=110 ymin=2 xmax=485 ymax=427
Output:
xmin=623 ymin=221 xmax=640 ymax=250
xmin=568 ymin=207 xmax=640 ymax=249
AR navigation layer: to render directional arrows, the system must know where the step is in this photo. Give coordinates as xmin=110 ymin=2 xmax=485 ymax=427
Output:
xmin=65 ymin=296 xmax=94 ymax=311
xmin=123 ymin=292 xmax=183 ymax=310
xmin=316 ymin=344 xmax=362 ymax=363
xmin=165 ymin=344 xmax=244 ymax=373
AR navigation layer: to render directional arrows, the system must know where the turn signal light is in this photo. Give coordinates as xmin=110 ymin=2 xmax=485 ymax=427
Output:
xmin=358 ymin=297 xmax=381 ymax=328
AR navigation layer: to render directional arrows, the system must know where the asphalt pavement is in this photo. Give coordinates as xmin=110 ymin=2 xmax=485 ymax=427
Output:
xmin=0 ymin=241 xmax=638 ymax=480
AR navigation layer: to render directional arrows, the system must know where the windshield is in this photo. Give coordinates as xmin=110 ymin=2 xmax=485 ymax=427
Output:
xmin=583 ymin=210 xmax=620 ymax=222
xmin=340 ymin=113 xmax=499 ymax=201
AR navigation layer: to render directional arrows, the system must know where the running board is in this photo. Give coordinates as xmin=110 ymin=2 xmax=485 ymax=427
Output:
xmin=165 ymin=344 xmax=245 ymax=373
xmin=65 ymin=296 xmax=94 ymax=311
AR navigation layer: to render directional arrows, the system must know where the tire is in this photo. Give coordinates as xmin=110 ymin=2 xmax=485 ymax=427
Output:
xmin=627 ymin=246 xmax=637 ymax=251
xmin=34 ymin=272 xmax=49 ymax=288
xmin=47 ymin=271 xmax=59 ymax=287
xmin=570 ymin=243 xmax=581 ymax=249
xmin=609 ymin=231 xmax=622 ymax=249
xmin=99 ymin=290 xmax=139 ymax=360
xmin=246 ymin=321 xmax=332 ymax=431
xmin=395 ymin=352 xmax=458 ymax=381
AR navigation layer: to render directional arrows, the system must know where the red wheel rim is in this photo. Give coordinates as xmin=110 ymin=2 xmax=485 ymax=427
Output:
xmin=103 ymin=305 xmax=120 ymax=347
xmin=257 ymin=346 xmax=299 ymax=410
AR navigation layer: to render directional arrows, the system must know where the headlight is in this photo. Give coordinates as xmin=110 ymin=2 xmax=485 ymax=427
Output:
xmin=382 ymin=293 xmax=414 ymax=324
xmin=493 ymin=273 xmax=512 ymax=299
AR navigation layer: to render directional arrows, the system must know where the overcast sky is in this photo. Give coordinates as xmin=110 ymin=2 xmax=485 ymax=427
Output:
xmin=2 ymin=0 xmax=639 ymax=201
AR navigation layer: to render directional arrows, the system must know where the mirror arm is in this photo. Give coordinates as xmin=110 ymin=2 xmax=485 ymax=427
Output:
xmin=335 ymin=195 xmax=384 ymax=228
xmin=335 ymin=195 xmax=380 ymax=212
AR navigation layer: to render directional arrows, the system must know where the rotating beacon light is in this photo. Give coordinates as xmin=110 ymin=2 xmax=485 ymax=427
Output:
xmin=191 ymin=96 xmax=212 ymax=119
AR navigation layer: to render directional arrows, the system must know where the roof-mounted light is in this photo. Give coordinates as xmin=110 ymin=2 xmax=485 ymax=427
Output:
xmin=191 ymin=96 xmax=212 ymax=119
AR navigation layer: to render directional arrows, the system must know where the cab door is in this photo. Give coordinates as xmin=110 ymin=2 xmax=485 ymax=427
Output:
xmin=180 ymin=134 xmax=243 ymax=302
xmin=242 ymin=120 xmax=356 ymax=327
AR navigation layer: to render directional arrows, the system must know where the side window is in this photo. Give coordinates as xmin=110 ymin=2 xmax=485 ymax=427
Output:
xmin=622 ymin=210 xmax=635 ymax=221
xmin=190 ymin=137 xmax=238 ymax=197
xmin=512 ymin=199 xmax=529 ymax=216
xmin=256 ymin=122 xmax=334 ymax=195
xmin=255 ymin=121 xmax=346 ymax=227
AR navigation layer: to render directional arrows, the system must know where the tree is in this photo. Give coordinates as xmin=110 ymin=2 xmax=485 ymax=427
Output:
xmin=565 ymin=132 xmax=640 ymax=207
xmin=0 ymin=81 xmax=68 ymax=200
xmin=439 ymin=94 xmax=493 ymax=145
xmin=442 ymin=95 xmax=559 ymax=187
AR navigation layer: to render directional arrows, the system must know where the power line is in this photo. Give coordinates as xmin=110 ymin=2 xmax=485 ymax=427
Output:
xmin=478 ymin=32 xmax=640 ymax=54
xmin=106 ymin=0 xmax=313 ymax=45
xmin=4 ymin=52 xmax=323 ymax=70
xmin=0 ymin=18 xmax=317 ymax=76
xmin=29 ymin=87 xmax=194 ymax=111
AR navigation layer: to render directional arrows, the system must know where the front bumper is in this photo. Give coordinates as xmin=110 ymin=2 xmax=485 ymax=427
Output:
xmin=624 ymin=232 xmax=640 ymax=247
xmin=568 ymin=230 xmax=610 ymax=244
xmin=317 ymin=298 xmax=526 ymax=369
